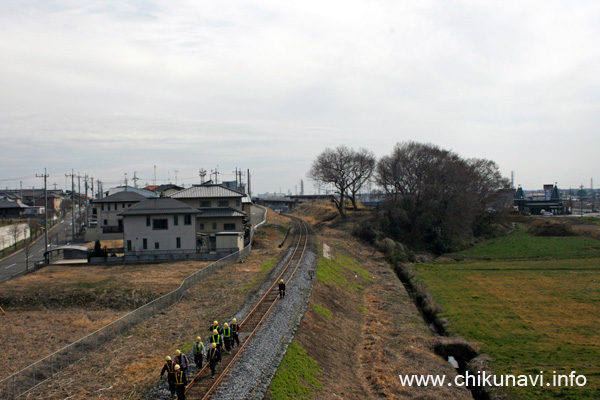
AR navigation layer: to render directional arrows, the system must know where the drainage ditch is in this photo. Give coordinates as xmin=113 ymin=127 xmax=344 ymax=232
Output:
xmin=393 ymin=263 xmax=496 ymax=400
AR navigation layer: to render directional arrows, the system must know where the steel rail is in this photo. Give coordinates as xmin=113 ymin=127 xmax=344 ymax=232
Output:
xmin=185 ymin=216 xmax=309 ymax=400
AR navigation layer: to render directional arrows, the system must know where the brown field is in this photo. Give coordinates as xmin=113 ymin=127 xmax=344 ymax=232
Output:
xmin=0 ymin=209 xmax=290 ymax=388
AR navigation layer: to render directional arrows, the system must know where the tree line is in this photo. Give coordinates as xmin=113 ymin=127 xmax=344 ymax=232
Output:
xmin=308 ymin=141 xmax=510 ymax=254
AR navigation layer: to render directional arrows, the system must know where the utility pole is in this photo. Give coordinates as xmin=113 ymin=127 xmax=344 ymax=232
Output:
xmin=247 ymin=169 xmax=251 ymax=197
xmin=238 ymin=169 xmax=244 ymax=192
xmin=84 ymin=175 xmax=89 ymax=227
xmin=66 ymin=170 xmax=75 ymax=242
xmin=580 ymin=184 xmax=584 ymax=217
xmin=77 ymin=172 xmax=82 ymax=231
xmin=211 ymin=166 xmax=219 ymax=184
xmin=36 ymin=168 xmax=49 ymax=259
xmin=174 ymin=169 xmax=179 ymax=185
xmin=133 ymin=171 xmax=140 ymax=188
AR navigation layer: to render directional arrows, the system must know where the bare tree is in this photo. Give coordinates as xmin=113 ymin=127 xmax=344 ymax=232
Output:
xmin=345 ymin=148 xmax=376 ymax=210
xmin=375 ymin=142 xmax=509 ymax=252
xmin=308 ymin=146 xmax=355 ymax=218
xmin=7 ymin=223 xmax=22 ymax=250
xmin=24 ymin=236 xmax=33 ymax=271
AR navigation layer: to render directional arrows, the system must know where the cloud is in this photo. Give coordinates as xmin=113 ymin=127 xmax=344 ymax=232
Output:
xmin=1 ymin=0 xmax=599 ymax=193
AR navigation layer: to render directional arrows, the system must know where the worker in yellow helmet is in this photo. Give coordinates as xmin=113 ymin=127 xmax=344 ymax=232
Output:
xmin=207 ymin=342 xmax=222 ymax=378
xmin=174 ymin=364 xmax=188 ymax=400
xmin=279 ymin=279 xmax=286 ymax=298
xmin=174 ymin=349 xmax=190 ymax=380
xmin=230 ymin=318 xmax=240 ymax=348
xmin=160 ymin=355 xmax=177 ymax=397
xmin=223 ymin=322 xmax=232 ymax=354
xmin=208 ymin=320 xmax=221 ymax=334
xmin=193 ymin=336 xmax=205 ymax=369
xmin=210 ymin=329 xmax=222 ymax=352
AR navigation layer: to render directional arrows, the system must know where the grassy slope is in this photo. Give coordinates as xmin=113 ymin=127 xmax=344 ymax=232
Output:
xmin=417 ymin=227 xmax=600 ymax=400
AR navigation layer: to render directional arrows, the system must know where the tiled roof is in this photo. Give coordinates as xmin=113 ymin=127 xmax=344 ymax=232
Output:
xmin=197 ymin=208 xmax=246 ymax=218
xmin=118 ymin=198 xmax=202 ymax=216
xmin=93 ymin=191 xmax=148 ymax=203
xmin=0 ymin=198 xmax=28 ymax=209
xmin=170 ymin=184 xmax=244 ymax=199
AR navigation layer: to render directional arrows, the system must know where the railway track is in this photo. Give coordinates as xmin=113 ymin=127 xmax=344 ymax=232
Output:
xmin=185 ymin=215 xmax=309 ymax=400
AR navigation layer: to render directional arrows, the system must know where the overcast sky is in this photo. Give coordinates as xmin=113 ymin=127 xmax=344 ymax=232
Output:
xmin=1 ymin=1 xmax=599 ymax=195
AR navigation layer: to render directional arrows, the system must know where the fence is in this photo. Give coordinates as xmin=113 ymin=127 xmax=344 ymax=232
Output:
xmin=0 ymin=239 xmax=254 ymax=399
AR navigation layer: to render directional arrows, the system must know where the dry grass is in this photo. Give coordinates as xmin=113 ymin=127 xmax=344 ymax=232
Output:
xmin=280 ymin=202 xmax=472 ymax=399
xmin=1 ymin=209 xmax=289 ymax=392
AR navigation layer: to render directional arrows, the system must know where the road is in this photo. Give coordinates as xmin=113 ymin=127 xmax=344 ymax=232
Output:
xmin=0 ymin=212 xmax=77 ymax=283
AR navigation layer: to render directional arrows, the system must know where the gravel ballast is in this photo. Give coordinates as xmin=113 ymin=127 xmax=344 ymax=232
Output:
xmin=213 ymin=244 xmax=317 ymax=399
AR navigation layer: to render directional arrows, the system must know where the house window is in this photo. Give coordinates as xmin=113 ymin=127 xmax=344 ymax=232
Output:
xmin=153 ymin=219 xmax=168 ymax=230
xmin=128 ymin=204 xmax=132 ymax=208
xmin=236 ymin=200 xmax=240 ymax=207
xmin=143 ymin=238 xmax=148 ymax=249
xmin=101 ymin=205 xmax=104 ymax=211
xmin=218 ymin=200 xmax=229 ymax=207
xmin=155 ymin=242 xmax=160 ymax=249
xmin=212 ymin=223 xmax=217 ymax=229
xmin=146 ymin=216 xmax=151 ymax=227
xmin=199 ymin=223 xmax=205 ymax=230
xmin=224 ymin=223 xmax=236 ymax=230
xmin=127 ymin=240 xmax=132 ymax=251
xmin=103 ymin=219 xmax=108 ymax=226
xmin=184 ymin=214 xmax=192 ymax=225
xmin=200 ymin=200 xmax=211 ymax=208
xmin=107 ymin=204 xmax=111 ymax=211
xmin=176 ymin=237 xmax=181 ymax=248
xmin=174 ymin=215 xmax=179 ymax=226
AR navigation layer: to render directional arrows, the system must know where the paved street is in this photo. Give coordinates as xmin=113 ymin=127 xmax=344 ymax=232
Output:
xmin=0 ymin=212 xmax=76 ymax=283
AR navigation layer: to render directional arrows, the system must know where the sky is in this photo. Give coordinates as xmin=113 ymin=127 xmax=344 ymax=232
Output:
xmin=1 ymin=0 xmax=599 ymax=195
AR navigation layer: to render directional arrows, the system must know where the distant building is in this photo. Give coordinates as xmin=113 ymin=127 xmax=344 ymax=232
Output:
xmin=514 ymin=183 xmax=569 ymax=215
xmin=148 ymin=184 xmax=184 ymax=197
xmin=91 ymin=191 xmax=149 ymax=234
xmin=0 ymin=197 xmax=29 ymax=218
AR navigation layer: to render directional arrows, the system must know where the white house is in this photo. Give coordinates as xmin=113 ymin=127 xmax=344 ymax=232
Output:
xmin=91 ymin=191 xmax=150 ymax=234
xmin=170 ymin=184 xmax=248 ymax=232
xmin=119 ymin=197 xmax=201 ymax=255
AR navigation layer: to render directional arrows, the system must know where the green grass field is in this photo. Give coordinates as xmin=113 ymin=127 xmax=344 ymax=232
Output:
xmin=449 ymin=224 xmax=600 ymax=260
xmin=416 ymin=228 xmax=600 ymax=399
